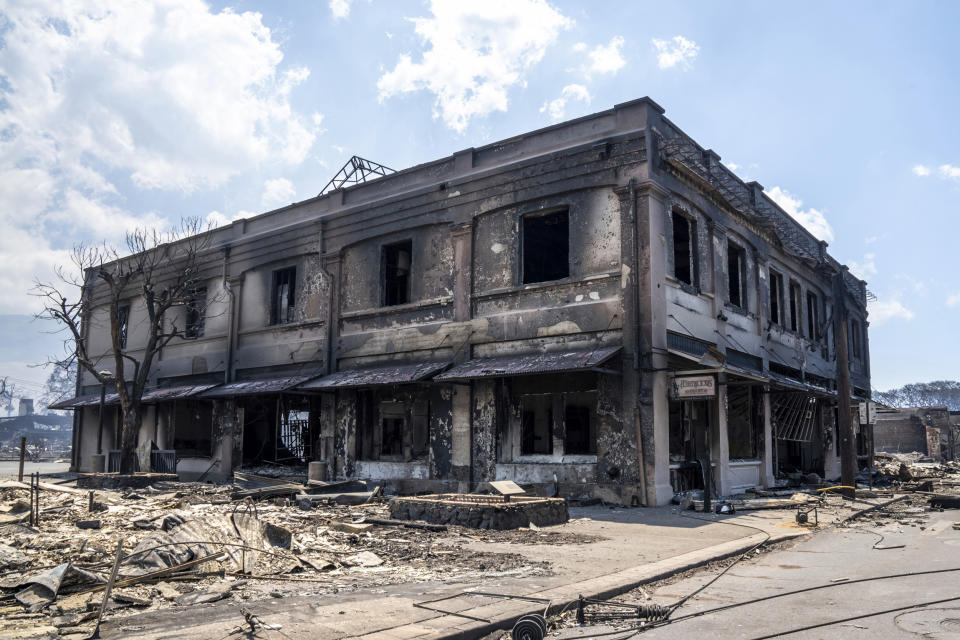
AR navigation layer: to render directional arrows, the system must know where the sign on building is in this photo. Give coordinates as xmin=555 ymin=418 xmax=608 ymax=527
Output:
xmin=858 ymin=401 xmax=877 ymax=425
xmin=672 ymin=375 xmax=717 ymax=399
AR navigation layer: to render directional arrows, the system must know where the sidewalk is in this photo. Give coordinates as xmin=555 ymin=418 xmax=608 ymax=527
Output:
xmin=96 ymin=494 xmax=901 ymax=640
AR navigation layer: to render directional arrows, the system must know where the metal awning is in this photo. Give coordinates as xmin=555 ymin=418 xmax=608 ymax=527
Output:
xmin=140 ymin=384 xmax=220 ymax=403
xmin=48 ymin=393 xmax=120 ymax=410
xmin=434 ymin=346 xmax=621 ymax=381
xmin=198 ymin=376 xmax=316 ymax=399
xmin=299 ymin=362 xmax=449 ymax=390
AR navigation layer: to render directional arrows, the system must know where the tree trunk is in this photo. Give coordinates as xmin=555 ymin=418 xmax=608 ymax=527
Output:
xmin=119 ymin=406 xmax=140 ymax=474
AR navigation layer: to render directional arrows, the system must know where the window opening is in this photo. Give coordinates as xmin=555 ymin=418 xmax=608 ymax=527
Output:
xmin=185 ymin=287 xmax=206 ymax=338
xmin=271 ymin=267 xmax=296 ymax=325
xmin=789 ymin=281 xmax=802 ymax=333
xmin=727 ymin=242 xmax=746 ymax=308
xmin=727 ymin=386 xmax=758 ymax=459
xmin=117 ymin=304 xmax=130 ymax=350
xmin=382 ymin=240 xmax=412 ymax=306
xmin=769 ymin=270 xmax=784 ymax=325
xmin=806 ymin=291 xmax=820 ymax=341
xmin=171 ymin=400 xmax=213 ymax=457
xmin=380 ymin=417 xmax=404 ymax=457
xmin=564 ymin=403 xmax=594 ymax=455
xmin=521 ymin=394 xmax=553 ymax=455
xmin=522 ymin=210 xmax=569 ymax=284
xmin=672 ymin=212 xmax=695 ymax=286
xmin=850 ymin=320 xmax=862 ymax=358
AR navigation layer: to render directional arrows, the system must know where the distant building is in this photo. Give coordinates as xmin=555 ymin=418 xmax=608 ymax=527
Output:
xmin=54 ymin=98 xmax=871 ymax=503
xmin=875 ymin=406 xmax=958 ymax=461
xmin=18 ymin=398 xmax=34 ymax=416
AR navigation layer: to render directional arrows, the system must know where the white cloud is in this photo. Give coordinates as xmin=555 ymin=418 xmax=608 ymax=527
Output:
xmin=585 ymin=36 xmax=626 ymax=76
xmin=912 ymin=164 xmax=931 ymax=176
xmin=939 ymin=164 xmax=960 ymax=179
xmin=205 ymin=210 xmax=252 ymax=228
xmin=848 ymin=253 xmax=877 ymax=280
xmin=0 ymin=0 xmax=320 ymax=313
xmin=329 ymin=0 xmax=353 ymax=20
xmin=868 ymin=296 xmax=914 ymax=327
xmin=947 ymin=293 xmax=960 ymax=308
xmin=540 ymin=84 xmax=591 ymax=121
xmin=766 ymin=186 xmax=835 ymax=243
xmin=261 ymin=178 xmax=296 ymax=208
xmin=864 ymin=235 xmax=879 ymax=244
xmin=725 ymin=162 xmax=740 ymax=171
xmin=572 ymin=42 xmax=587 ymax=52
xmin=652 ymin=35 xmax=699 ymax=70
xmin=377 ymin=0 xmax=572 ymax=132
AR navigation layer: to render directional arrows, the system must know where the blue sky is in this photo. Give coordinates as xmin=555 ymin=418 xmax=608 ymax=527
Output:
xmin=0 ymin=0 xmax=958 ymax=403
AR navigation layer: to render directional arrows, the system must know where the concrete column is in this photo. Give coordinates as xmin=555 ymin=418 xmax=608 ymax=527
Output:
xmin=762 ymin=390 xmax=775 ymax=486
xmin=451 ymin=223 xmax=473 ymax=323
xmin=471 ymin=379 xmax=498 ymax=487
xmin=713 ymin=381 xmax=731 ymax=496
xmin=334 ymin=390 xmax=357 ymax=479
xmin=450 ymin=385 xmax=472 ymax=490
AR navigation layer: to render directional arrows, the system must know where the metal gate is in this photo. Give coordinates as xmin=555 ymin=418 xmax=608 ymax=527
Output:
xmin=771 ymin=394 xmax=820 ymax=442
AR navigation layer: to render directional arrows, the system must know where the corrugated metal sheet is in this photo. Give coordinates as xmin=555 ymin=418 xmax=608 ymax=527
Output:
xmin=48 ymin=393 xmax=120 ymax=410
xmin=199 ymin=376 xmax=315 ymax=398
xmin=434 ymin=346 xmax=621 ymax=381
xmin=299 ymin=362 xmax=449 ymax=390
xmin=140 ymin=384 xmax=219 ymax=403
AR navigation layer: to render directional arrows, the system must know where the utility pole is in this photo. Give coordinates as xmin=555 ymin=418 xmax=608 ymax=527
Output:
xmin=833 ymin=267 xmax=856 ymax=499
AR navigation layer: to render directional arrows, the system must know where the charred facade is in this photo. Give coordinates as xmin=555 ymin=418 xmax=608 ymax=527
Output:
xmin=60 ymin=98 xmax=871 ymax=504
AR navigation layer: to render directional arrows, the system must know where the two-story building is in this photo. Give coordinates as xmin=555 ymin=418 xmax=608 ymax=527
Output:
xmin=55 ymin=98 xmax=871 ymax=505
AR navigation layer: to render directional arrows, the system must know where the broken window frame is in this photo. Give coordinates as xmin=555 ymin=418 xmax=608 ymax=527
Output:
xmin=727 ymin=241 xmax=747 ymax=310
xmin=521 ymin=208 xmax=570 ymax=285
xmin=671 ymin=211 xmax=698 ymax=288
xmin=381 ymin=239 xmax=413 ymax=307
xmin=788 ymin=280 xmax=802 ymax=334
xmin=769 ymin=269 xmax=784 ymax=325
xmin=270 ymin=266 xmax=297 ymax=325
xmin=184 ymin=287 xmax=206 ymax=339
xmin=508 ymin=374 xmax=599 ymax=461
xmin=117 ymin=303 xmax=130 ymax=350
xmin=806 ymin=291 xmax=820 ymax=342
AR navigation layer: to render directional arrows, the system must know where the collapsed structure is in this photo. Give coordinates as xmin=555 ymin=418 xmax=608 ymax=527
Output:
xmin=874 ymin=406 xmax=959 ymax=461
xmin=55 ymin=98 xmax=871 ymax=505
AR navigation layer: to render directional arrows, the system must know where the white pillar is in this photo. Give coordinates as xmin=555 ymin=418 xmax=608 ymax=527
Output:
xmin=762 ymin=390 xmax=775 ymax=486
xmin=713 ymin=383 xmax=732 ymax=497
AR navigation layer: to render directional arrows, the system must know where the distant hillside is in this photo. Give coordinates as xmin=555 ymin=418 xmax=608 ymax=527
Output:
xmin=873 ymin=381 xmax=960 ymax=411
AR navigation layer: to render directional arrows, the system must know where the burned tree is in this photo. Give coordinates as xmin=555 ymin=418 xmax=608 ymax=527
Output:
xmin=34 ymin=219 xmax=212 ymax=473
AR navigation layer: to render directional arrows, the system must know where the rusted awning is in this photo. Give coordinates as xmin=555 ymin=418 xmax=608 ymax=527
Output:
xmin=198 ymin=376 xmax=316 ymax=399
xmin=434 ymin=346 xmax=621 ymax=381
xmin=140 ymin=384 xmax=219 ymax=403
xmin=48 ymin=393 xmax=120 ymax=410
xmin=299 ymin=362 xmax=449 ymax=390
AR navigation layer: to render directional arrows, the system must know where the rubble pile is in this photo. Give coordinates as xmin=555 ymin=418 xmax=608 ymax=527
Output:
xmin=0 ymin=476 xmax=553 ymax=639
xmin=872 ymin=452 xmax=960 ymax=487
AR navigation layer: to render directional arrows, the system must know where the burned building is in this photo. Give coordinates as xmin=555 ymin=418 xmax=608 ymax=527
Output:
xmin=57 ymin=98 xmax=871 ymax=504
xmin=875 ymin=406 xmax=958 ymax=461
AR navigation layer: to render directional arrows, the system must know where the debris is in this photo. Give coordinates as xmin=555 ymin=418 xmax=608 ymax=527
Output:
xmin=345 ymin=551 xmax=383 ymax=567
xmin=330 ymin=521 xmax=374 ymax=534
xmin=929 ymin=495 xmax=960 ymax=509
xmin=175 ymin=580 xmax=237 ymax=606
xmin=361 ymin=517 xmax=447 ymax=532
xmin=74 ymin=520 xmax=100 ymax=530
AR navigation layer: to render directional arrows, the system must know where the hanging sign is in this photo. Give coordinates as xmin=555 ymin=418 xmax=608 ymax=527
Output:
xmin=672 ymin=374 xmax=717 ymax=399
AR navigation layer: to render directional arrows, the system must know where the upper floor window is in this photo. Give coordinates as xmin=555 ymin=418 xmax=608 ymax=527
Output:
xmin=117 ymin=304 xmax=130 ymax=350
xmin=522 ymin=210 xmax=569 ymax=284
xmin=851 ymin=319 xmax=862 ymax=359
xmin=382 ymin=240 xmax=412 ymax=306
xmin=727 ymin=241 xmax=747 ymax=309
xmin=184 ymin=287 xmax=206 ymax=338
xmin=671 ymin=212 xmax=697 ymax=286
xmin=270 ymin=267 xmax=296 ymax=325
xmin=806 ymin=291 xmax=820 ymax=341
xmin=769 ymin=269 xmax=784 ymax=325
xmin=789 ymin=281 xmax=802 ymax=333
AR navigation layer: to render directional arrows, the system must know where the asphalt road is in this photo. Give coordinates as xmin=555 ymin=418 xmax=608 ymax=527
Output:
xmin=559 ymin=499 xmax=960 ymax=640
